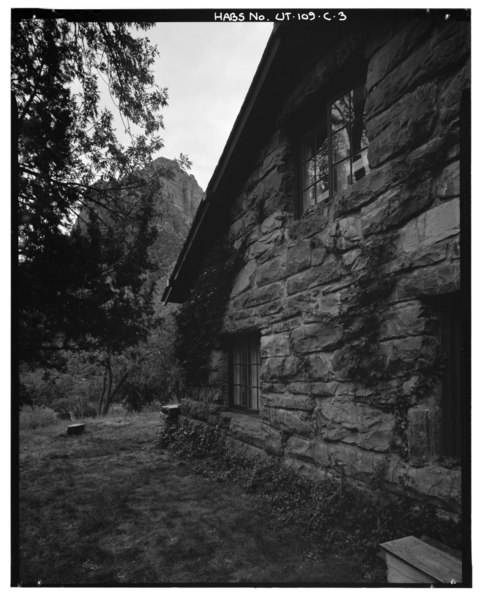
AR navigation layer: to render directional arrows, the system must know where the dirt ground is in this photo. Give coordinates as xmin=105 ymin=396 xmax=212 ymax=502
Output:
xmin=16 ymin=410 xmax=366 ymax=585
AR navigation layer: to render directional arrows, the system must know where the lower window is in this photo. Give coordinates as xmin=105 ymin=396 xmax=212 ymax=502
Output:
xmin=229 ymin=336 xmax=260 ymax=412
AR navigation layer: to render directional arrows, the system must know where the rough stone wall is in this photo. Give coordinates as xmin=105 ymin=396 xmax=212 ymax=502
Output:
xmin=180 ymin=18 xmax=469 ymax=513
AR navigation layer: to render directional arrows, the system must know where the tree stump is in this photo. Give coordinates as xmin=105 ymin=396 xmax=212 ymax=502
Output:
xmin=67 ymin=423 xmax=85 ymax=435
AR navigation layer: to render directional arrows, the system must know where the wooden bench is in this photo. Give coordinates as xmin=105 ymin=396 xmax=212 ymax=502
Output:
xmin=380 ymin=535 xmax=462 ymax=584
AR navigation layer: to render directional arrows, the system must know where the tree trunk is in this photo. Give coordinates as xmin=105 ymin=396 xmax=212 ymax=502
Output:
xmin=101 ymin=351 xmax=113 ymax=416
xmin=99 ymin=350 xmax=153 ymax=416
xmin=97 ymin=365 xmax=108 ymax=416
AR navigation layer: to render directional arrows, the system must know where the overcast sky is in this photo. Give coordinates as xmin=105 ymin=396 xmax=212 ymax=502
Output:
xmin=125 ymin=22 xmax=273 ymax=191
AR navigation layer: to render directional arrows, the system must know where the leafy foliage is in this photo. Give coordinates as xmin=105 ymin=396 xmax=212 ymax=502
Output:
xmin=19 ymin=405 xmax=59 ymax=429
xmin=13 ymin=17 xmax=167 ymax=260
xmin=174 ymin=238 xmax=245 ymax=385
xmin=19 ymin=185 xmax=158 ymax=362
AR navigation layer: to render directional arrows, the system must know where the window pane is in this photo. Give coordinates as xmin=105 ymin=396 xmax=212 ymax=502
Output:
xmin=231 ymin=339 xmax=260 ymax=411
xmin=302 ymin=159 xmax=316 ymax=191
xmin=353 ymin=149 xmax=369 ymax=182
xmin=302 ymin=131 xmax=318 ymax=162
xmin=332 ymin=127 xmax=351 ymax=163
xmin=315 ymin=144 xmax=328 ymax=180
xmin=302 ymin=186 xmax=315 ymax=211
xmin=249 ymin=341 xmax=259 ymax=366
xmin=316 ymin=178 xmax=329 ymax=203
xmin=314 ymin=128 xmax=327 ymax=155
xmin=248 ymin=385 xmax=258 ymax=411
xmin=331 ymin=93 xmax=351 ymax=133
xmin=333 ymin=158 xmax=352 ymax=193
xmin=351 ymin=84 xmax=364 ymax=102
xmin=233 ymin=345 xmax=241 ymax=365
xmin=233 ymin=384 xmax=242 ymax=407
xmin=352 ymin=92 xmax=369 ymax=154
xmin=233 ymin=360 xmax=241 ymax=386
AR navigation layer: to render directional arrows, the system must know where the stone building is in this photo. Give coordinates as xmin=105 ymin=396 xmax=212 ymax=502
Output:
xmin=163 ymin=13 xmax=470 ymax=514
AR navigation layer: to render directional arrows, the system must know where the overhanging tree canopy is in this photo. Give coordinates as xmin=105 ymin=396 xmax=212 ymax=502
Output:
xmin=13 ymin=16 xmax=185 ymax=363
xmin=12 ymin=17 xmax=168 ymax=260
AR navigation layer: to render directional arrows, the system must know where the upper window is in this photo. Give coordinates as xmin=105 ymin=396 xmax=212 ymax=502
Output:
xmin=299 ymin=83 xmax=370 ymax=214
xmin=228 ymin=336 xmax=260 ymax=413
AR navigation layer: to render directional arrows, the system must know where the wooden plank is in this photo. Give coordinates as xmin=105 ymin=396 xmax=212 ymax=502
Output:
xmin=385 ymin=553 xmax=436 ymax=584
xmin=420 ymin=535 xmax=462 ymax=560
xmin=380 ymin=536 xmax=462 ymax=584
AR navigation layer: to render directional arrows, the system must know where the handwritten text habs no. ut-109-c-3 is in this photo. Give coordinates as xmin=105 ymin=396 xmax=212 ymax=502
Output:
xmin=213 ymin=11 xmax=348 ymax=22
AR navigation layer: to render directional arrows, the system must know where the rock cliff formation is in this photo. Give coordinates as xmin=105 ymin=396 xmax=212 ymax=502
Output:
xmin=145 ymin=157 xmax=203 ymax=312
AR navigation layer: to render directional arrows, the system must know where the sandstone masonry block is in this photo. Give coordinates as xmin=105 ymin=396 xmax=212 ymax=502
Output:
xmin=326 ymin=442 xmax=380 ymax=477
xmin=285 ymin=435 xmax=314 ymax=462
xmin=231 ymin=260 xmax=257 ymax=297
xmin=241 ymin=282 xmax=284 ymax=308
xmin=379 ymin=301 xmax=425 ymax=340
xmin=260 ymin=332 xmax=291 ymax=357
xmin=262 ymin=422 xmax=284 ymax=455
xmin=299 ymin=352 xmax=333 ymax=382
xmin=227 ymin=413 xmax=264 ymax=449
xmin=366 ymin=19 xmax=432 ymax=88
xmin=334 ymin=215 xmax=362 ymax=250
xmin=366 ymin=21 xmax=468 ymax=119
xmin=360 ymin=178 xmax=432 ymax=236
xmin=379 ymin=336 xmax=424 ymax=370
xmin=388 ymin=456 xmax=461 ymax=509
xmin=313 ymin=436 xmax=331 ymax=467
xmin=368 ymin=82 xmax=438 ymax=168
xmin=263 ymin=393 xmax=315 ymax=412
xmin=398 ymin=199 xmax=460 ymax=255
xmin=438 ymin=63 xmax=470 ymax=126
xmin=435 ymin=161 xmax=460 ymax=199
xmin=269 ymin=408 xmax=315 ymax=436
xmin=404 ymin=240 xmax=449 ymax=269
xmin=393 ymin=263 xmax=460 ymax=301
xmin=260 ymin=210 xmax=285 ymax=235
xmin=256 ymin=255 xmax=286 ymax=287
xmin=291 ymin=322 xmax=342 ymax=354
xmin=261 ymin=355 xmax=301 ymax=381
xmin=333 ymin=157 xmax=408 ymax=217
xmin=315 ymin=399 xmax=395 ymax=451
xmin=286 ymin=240 xmax=311 ymax=276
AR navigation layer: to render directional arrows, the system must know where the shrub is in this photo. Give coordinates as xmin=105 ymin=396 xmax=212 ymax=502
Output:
xmin=122 ymin=382 xmax=154 ymax=413
xmin=19 ymin=406 xmax=59 ymax=430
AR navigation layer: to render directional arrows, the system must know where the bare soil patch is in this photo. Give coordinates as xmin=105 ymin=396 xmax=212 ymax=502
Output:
xmin=18 ymin=411 xmax=365 ymax=585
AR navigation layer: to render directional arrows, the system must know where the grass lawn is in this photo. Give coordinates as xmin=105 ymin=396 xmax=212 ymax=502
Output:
xmin=17 ymin=410 xmax=366 ymax=585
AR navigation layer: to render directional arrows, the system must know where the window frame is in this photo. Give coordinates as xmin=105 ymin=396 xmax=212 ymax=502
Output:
xmin=297 ymin=81 xmax=369 ymax=216
xmin=227 ymin=334 xmax=261 ymax=414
